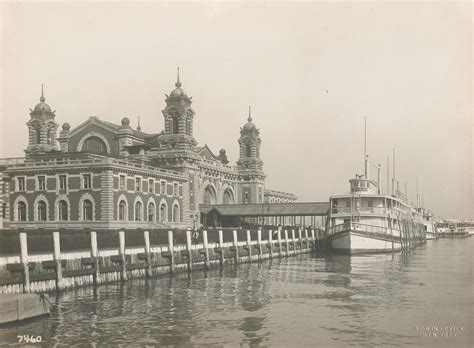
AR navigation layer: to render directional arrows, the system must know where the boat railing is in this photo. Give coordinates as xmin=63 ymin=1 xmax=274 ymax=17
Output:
xmin=331 ymin=207 xmax=388 ymax=215
xmin=327 ymin=222 xmax=401 ymax=240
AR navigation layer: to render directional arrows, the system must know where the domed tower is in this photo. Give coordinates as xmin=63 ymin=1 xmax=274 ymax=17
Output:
xmin=237 ymin=107 xmax=266 ymax=204
xmin=25 ymin=85 xmax=59 ymax=156
xmin=160 ymin=68 xmax=197 ymax=150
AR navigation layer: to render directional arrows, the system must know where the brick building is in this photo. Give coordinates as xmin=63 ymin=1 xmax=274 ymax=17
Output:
xmin=0 ymin=73 xmax=295 ymax=230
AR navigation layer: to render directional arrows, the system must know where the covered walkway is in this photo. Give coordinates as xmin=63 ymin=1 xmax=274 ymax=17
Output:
xmin=200 ymin=202 xmax=330 ymax=229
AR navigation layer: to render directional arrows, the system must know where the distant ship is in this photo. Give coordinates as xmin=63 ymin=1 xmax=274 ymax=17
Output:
xmin=435 ymin=220 xmax=473 ymax=238
xmin=417 ymin=208 xmax=437 ymax=240
xmin=326 ymin=173 xmax=426 ymax=254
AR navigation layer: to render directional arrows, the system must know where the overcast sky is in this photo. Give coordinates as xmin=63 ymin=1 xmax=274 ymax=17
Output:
xmin=1 ymin=1 xmax=472 ymax=219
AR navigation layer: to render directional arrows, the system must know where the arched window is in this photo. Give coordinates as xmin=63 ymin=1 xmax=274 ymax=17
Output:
xmin=148 ymin=202 xmax=155 ymax=222
xmin=58 ymin=200 xmax=68 ymax=221
xmin=245 ymin=144 xmax=251 ymax=157
xmin=35 ymin=129 xmax=41 ymax=144
xmin=82 ymin=136 xmax=108 ymax=154
xmin=203 ymin=186 xmax=217 ymax=205
xmin=135 ymin=201 xmax=143 ymax=221
xmin=17 ymin=202 xmax=27 ymax=221
xmin=160 ymin=203 xmax=167 ymax=222
xmin=223 ymin=189 xmax=234 ymax=204
xmin=37 ymin=201 xmax=47 ymax=221
xmin=46 ymin=129 xmax=51 ymax=144
xmin=172 ymin=204 xmax=180 ymax=222
xmin=119 ymin=200 xmax=127 ymax=221
xmin=83 ymin=200 xmax=93 ymax=221
xmin=173 ymin=117 xmax=180 ymax=134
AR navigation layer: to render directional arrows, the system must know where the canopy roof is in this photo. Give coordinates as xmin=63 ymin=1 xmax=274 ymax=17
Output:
xmin=200 ymin=202 xmax=330 ymax=217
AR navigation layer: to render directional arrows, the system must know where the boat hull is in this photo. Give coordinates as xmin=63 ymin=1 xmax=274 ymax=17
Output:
xmin=426 ymin=232 xmax=436 ymax=240
xmin=330 ymin=230 xmax=402 ymax=254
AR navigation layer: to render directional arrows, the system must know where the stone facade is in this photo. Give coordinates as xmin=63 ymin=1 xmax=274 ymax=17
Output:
xmin=0 ymin=73 xmax=296 ymax=229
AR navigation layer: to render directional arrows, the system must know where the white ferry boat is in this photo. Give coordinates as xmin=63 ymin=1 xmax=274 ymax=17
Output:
xmin=326 ymin=173 xmax=426 ymax=254
xmin=436 ymin=220 xmax=472 ymax=238
xmin=418 ymin=208 xmax=437 ymax=240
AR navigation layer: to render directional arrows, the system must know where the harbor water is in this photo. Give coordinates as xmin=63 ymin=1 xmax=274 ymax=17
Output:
xmin=1 ymin=238 xmax=472 ymax=347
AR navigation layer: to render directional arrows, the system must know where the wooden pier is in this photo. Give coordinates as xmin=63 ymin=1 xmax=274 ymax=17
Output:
xmin=0 ymin=227 xmax=326 ymax=294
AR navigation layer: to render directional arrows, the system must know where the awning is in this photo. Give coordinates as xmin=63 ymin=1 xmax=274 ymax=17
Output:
xmin=200 ymin=202 xmax=330 ymax=217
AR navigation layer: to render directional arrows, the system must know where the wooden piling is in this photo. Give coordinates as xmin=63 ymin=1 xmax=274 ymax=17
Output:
xmin=186 ymin=229 xmax=193 ymax=272
xmin=311 ymin=229 xmax=315 ymax=251
xmin=257 ymin=229 xmax=263 ymax=261
xmin=298 ymin=229 xmax=303 ymax=250
xmin=284 ymin=229 xmax=289 ymax=256
xmin=233 ymin=230 xmax=239 ymax=263
xmin=19 ymin=231 xmax=30 ymax=293
xmin=304 ymin=229 xmax=309 ymax=250
xmin=53 ymin=231 xmax=63 ymax=290
xmin=268 ymin=229 xmax=273 ymax=258
xmin=277 ymin=228 xmax=282 ymax=257
xmin=202 ymin=230 xmax=210 ymax=269
xmin=168 ymin=230 xmax=175 ymax=273
xmin=246 ymin=230 xmax=252 ymax=262
xmin=218 ymin=230 xmax=224 ymax=265
xmin=291 ymin=229 xmax=296 ymax=255
xmin=118 ymin=230 xmax=127 ymax=280
xmin=90 ymin=230 xmax=100 ymax=285
xmin=144 ymin=230 xmax=153 ymax=277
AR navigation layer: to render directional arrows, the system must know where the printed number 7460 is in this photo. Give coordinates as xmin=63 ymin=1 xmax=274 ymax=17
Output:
xmin=17 ymin=335 xmax=42 ymax=343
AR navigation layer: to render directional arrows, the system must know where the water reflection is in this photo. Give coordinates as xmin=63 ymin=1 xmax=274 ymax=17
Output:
xmin=0 ymin=239 xmax=472 ymax=347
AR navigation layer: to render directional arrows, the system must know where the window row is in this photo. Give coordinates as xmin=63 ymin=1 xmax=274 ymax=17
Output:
xmin=118 ymin=175 xmax=180 ymax=196
xmin=118 ymin=200 xmax=181 ymax=222
xmin=15 ymin=199 xmax=93 ymax=222
xmin=14 ymin=174 xmax=93 ymax=192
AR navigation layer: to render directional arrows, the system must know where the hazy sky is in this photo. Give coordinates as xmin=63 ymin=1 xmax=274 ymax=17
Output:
xmin=1 ymin=1 xmax=472 ymax=219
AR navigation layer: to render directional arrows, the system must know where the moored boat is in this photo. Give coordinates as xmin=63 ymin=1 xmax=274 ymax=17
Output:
xmin=326 ymin=174 xmax=426 ymax=254
xmin=435 ymin=220 xmax=472 ymax=238
xmin=418 ymin=208 xmax=437 ymax=240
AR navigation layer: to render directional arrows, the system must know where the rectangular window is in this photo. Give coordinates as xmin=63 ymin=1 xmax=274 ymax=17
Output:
xmin=59 ymin=175 xmax=67 ymax=190
xmin=38 ymin=176 xmax=46 ymax=191
xmin=160 ymin=181 xmax=166 ymax=195
xmin=83 ymin=174 xmax=92 ymax=189
xmin=135 ymin=177 xmax=141 ymax=192
xmin=173 ymin=183 xmax=178 ymax=196
xmin=119 ymin=175 xmax=126 ymax=190
xmin=18 ymin=177 xmax=25 ymax=191
xmin=149 ymin=179 xmax=154 ymax=193
xmin=368 ymin=200 xmax=373 ymax=207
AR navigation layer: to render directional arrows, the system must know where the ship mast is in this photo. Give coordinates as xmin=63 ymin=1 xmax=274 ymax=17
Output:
xmin=364 ymin=116 xmax=368 ymax=179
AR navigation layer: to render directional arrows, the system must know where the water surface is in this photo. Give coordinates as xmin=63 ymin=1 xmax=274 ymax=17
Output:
xmin=1 ymin=239 xmax=472 ymax=347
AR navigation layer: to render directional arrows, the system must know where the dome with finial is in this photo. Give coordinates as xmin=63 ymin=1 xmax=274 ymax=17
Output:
xmin=169 ymin=67 xmax=187 ymax=97
xmin=121 ymin=117 xmax=130 ymax=127
xmin=243 ymin=106 xmax=257 ymax=130
xmin=33 ymin=84 xmax=52 ymax=113
xmin=62 ymin=122 xmax=70 ymax=131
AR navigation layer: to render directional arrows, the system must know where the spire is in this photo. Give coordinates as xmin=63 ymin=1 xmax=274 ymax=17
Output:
xmin=40 ymin=84 xmax=45 ymax=102
xmin=247 ymin=105 xmax=252 ymax=122
xmin=137 ymin=116 xmax=141 ymax=131
xmin=175 ymin=67 xmax=181 ymax=88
